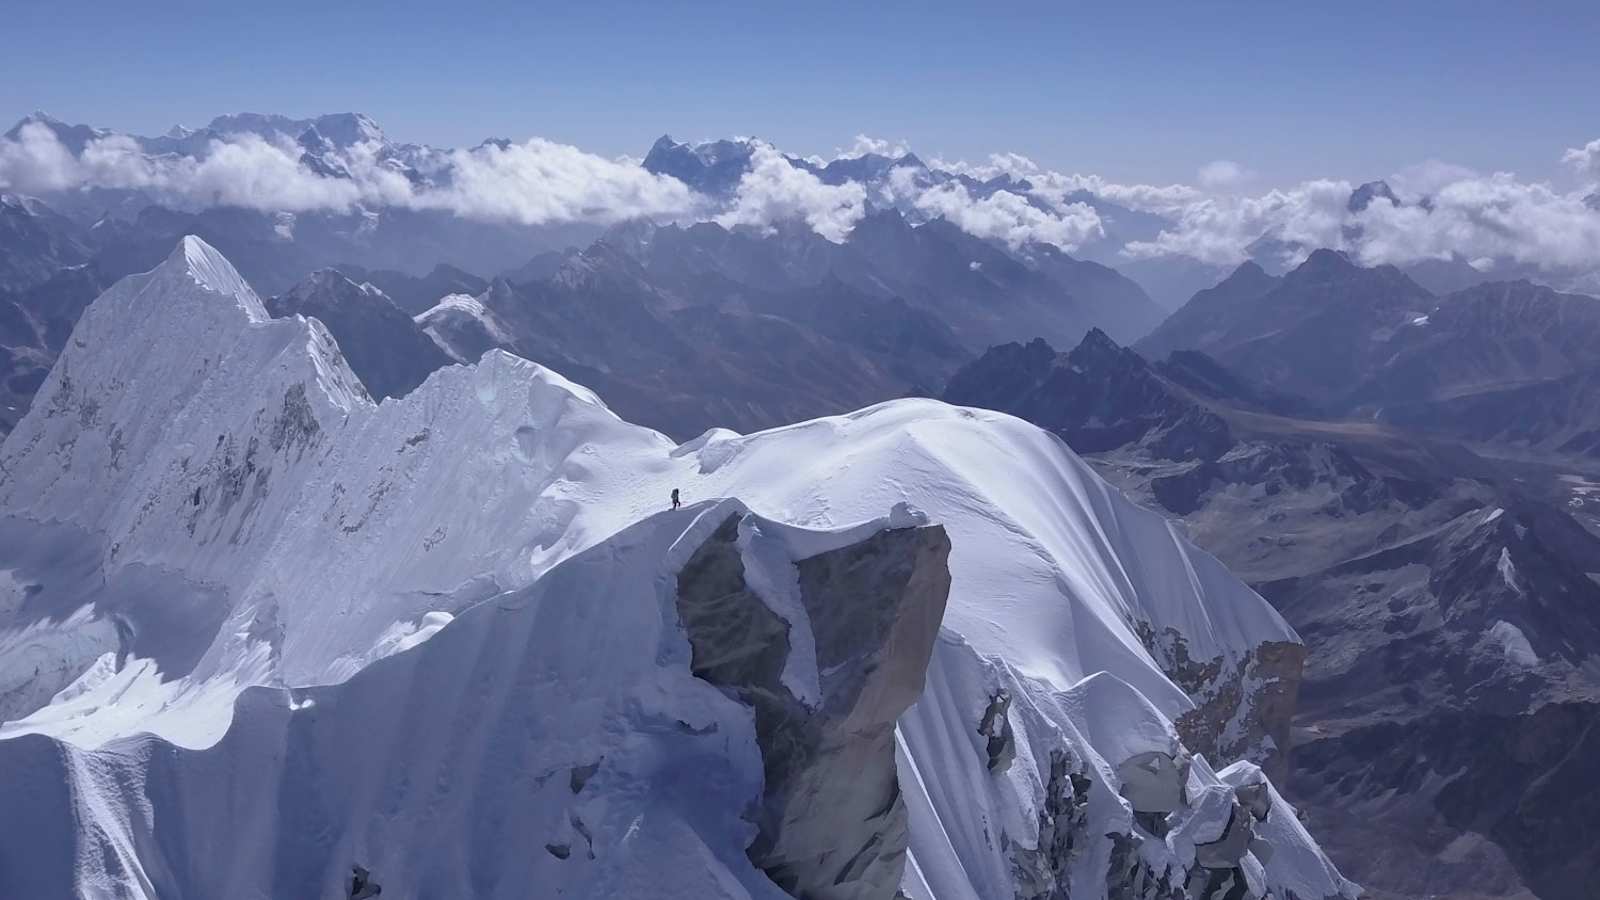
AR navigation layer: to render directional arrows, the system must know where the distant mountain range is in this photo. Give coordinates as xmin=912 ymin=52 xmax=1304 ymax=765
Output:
xmin=1141 ymin=249 xmax=1600 ymax=459
xmin=288 ymin=209 xmax=1167 ymax=439
xmin=0 ymin=151 xmax=1169 ymax=438
xmin=17 ymin=110 xmax=1593 ymax=311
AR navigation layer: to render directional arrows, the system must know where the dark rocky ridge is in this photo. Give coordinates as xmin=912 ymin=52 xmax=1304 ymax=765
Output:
xmin=336 ymin=262 xmax=490 ymax=316
xmin=266 ymin=269 xmax=454 ymax=400
xmin=945 ymin=330 xmax=1235 ymax=461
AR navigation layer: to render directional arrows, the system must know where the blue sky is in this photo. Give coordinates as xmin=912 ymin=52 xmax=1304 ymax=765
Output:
xmin=5 ymin=0 xmax=1599 ymax=187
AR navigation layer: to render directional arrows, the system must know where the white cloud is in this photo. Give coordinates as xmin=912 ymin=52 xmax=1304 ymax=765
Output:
xmin=0 ymin=125 xmax=697 ymax=226
xmin=1197 ymin=159 xmax=1250 ymax=190
xmin=420 ymin=138 xmax=698 ymax=225
xmin=1354 ymin=172 xmax=1600 ymax=270
xmin=928 ymin=152 xmax=1203 ymax=216
xmin=839 ymin=134 xmax=911 ymax=159
xmin=927 ymin=151 xmax=1039 ymax=183
xmin=885 ymin=167 xmax=1103 ymax=251
xmin=1049 ymin=174 xmax=1203 ymax=216
xmin=1121 ymin=163 xmax=1600 ymax=276
xmin=1387 ymin=159 xmax=1479 ymax=196
xmin=717 ymin=143 xmax=866 ymax=241
xmin=8 ymin=118 xmax=1600 ymax=277
xmin=1124 ymin=180 xmax=1353 ymax=266
xmin=1564 ymin=137 xmax=1600 ymax=177
xmin=0 ymin=122 xmax=89 ymax=193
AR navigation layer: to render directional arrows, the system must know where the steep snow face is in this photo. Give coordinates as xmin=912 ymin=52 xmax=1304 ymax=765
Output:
xmin=414 ymin=292 xmax=511 ymax=362
xmin=0 ymin=501 xmax=947 ymax=900
xmin=0 ymin=238 xmax=1350 ymax=900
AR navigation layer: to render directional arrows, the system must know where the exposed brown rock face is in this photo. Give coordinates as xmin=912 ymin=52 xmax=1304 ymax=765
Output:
xmin=1138 ymin=621 xmax=1307 ymax=785
xmin=674 ymin=512 xmax=952 ymax=900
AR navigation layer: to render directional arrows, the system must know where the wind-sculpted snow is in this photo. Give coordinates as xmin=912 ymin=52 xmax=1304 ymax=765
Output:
xmin=0 ymin=238 xmax=1355 ymax=899
xmin=0 ymin=500 xmax=935 ymax=900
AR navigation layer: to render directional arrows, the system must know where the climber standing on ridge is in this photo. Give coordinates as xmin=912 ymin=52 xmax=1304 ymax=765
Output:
xmin=671 ymin=488 xmax=681 ymax=511
xmin=349 ymin=865 xmax=381 ymax=899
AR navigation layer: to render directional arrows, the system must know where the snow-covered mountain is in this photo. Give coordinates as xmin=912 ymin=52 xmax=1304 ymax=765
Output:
xmin=0 ymin=237 xmax=1355 ymax=899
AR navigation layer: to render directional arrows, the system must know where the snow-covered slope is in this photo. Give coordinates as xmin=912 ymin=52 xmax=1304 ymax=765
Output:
xmin=0 ymin=238 xmax=1356 ymax=899
xmin=414 ymin=292 xmax=511 ymax=363
xmin=0 ymin=498 xmax=952 ymax=900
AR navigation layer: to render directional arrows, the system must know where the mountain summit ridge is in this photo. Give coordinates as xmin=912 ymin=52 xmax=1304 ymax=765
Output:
xmin=0 ymin=237 xmax=1354 ymax=900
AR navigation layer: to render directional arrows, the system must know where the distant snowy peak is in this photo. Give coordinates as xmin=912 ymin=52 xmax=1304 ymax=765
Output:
xmin=173 ymin=234 xmax=268 ymax=316
xmin=272 ymin=266 xmax=390 ymax=311
xmin=204 ymin=111 xmax=388 ymax=149
xmin=1 ymin=235 xmax=368 ymax=530
xmin=642 ymin=132 xmax=932 ymax=195
xmin=3 ymin=110 xmax=113 ymax=154
xmin=1347 ymin=179 xmax=1400 ymax=213
xmin=7 ymin=110 xmax=439 ymax=189
xmin=415 ymin=292 xmax=512 ymax=363
xmin=642 ymin=134 xmax=765 ymax=196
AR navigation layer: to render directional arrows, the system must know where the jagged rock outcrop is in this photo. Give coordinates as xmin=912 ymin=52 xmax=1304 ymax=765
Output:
xmin=675 ymin=512 xmax=952 ymax=900
xmin=1009 ymin=747 xmax=1093 ymax=898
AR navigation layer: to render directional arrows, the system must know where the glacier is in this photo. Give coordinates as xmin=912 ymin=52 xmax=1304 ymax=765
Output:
xmin=0 ymin=237 xmax=1357 ymax=899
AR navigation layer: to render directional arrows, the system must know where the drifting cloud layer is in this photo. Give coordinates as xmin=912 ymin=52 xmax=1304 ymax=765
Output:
xmin=926 ymin=142 xmax=1600 ymax=279
xmin=1564 ymin=138 xmax=1600 ymax=179
xmin=0 ymin=122 xmax=697 ymax=225
xmin=1124 ymin=180 xmax=1353 ymax=266
xmin=5 ymin=114 xmax=1600 ymax=279
xmin=1121 ymin=169 xmax=1600 ymax=274
xmin=421 ymin=139 xmax=699 ymax=226
xmin=1357 ymin=174 xmax=1600 ymax=271
xmin=927 ymin=152 xmax=1203 ymax=216
xmin=715 ymin=143 xmax=866 ymax=241
xmin=840 ymin=134 xmax=911 ymax=159
xmin=885 ymin=167 xmax=1102 ymax=250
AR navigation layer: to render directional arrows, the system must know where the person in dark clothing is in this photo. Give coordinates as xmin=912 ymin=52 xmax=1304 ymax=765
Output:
xmin=671 ymin=488 xmax=681 ymax=510
xmin=350 ymin=865 xmax=382 ymax=898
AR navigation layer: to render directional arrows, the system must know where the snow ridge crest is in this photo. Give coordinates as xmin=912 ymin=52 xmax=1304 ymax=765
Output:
xmin=170 ymin=234 xmax=270 ymax=322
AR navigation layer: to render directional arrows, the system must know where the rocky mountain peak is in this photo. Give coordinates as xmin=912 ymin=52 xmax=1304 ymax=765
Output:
xmin=1221 ymin=258 xmax=1271 ymax=286
xmin=1348 ymin=179 xmax=1401 ymax=213
xmin=266 ymin=266 xmax=453 ymax=400
xmin=1289 ymin=247 xmax=1361 ymax=280
xmin=270 ymin=267 xmax=385 ymax=312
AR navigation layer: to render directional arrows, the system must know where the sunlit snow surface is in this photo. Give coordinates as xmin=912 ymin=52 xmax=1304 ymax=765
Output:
xmin=0 ymin=239 xmax=1353 ymax=899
